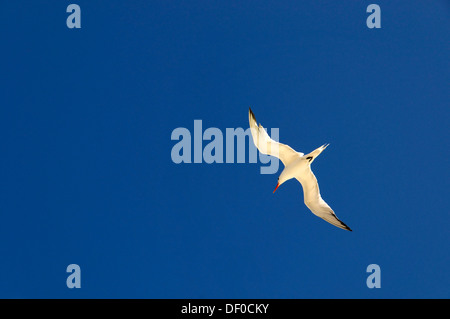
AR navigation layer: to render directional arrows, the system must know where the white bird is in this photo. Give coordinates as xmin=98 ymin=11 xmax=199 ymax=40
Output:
xmin=248 ymin=108 xmax=352 ymax=231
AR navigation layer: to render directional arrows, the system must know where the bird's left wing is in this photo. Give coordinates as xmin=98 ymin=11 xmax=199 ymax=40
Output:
xmin=296 ymin=167 xmax=352 ymax=231
xmin=249 ymin=108 xmax=303 ymax=166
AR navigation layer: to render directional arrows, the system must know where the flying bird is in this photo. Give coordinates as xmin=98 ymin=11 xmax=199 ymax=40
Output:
xmin=248 ymin=108 xmax=352 ymax=231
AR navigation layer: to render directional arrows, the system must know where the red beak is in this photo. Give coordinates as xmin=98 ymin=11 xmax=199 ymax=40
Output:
xmin=273 ymin=183 xmax=280 ymax=193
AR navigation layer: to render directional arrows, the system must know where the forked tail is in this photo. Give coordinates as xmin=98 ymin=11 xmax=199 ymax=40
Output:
xmin=305 ymin=143 xmax=329 ymax=163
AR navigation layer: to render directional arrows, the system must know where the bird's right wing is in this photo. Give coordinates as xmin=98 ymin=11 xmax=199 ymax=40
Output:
xmin=296 ymin=167 xmax=352 ymax=231
xmin=249 ymin=108 xmax=303 ymax=166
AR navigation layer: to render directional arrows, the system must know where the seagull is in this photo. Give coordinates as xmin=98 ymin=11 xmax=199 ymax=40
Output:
xmin=248 ymin=108 xmax=352 ymax=231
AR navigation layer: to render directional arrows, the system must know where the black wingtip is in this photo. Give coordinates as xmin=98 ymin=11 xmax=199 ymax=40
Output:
xmin=249 ymin=107 xmax=256 ymax=122
xmin=336 ymin=217 xmax=352 ymax=231
xmin=342 ymin=223 xmax=352 ymax=231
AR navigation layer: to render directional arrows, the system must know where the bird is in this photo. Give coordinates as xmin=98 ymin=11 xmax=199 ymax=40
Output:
xmin=248 ymin=107 xmax=352 ymax=231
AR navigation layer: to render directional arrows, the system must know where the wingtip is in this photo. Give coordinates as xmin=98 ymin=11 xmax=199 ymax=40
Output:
xmin=341 ymin=222 xmax=352 ymax=231
xmin=335 ymin=215 xmax=352 ymax=231
xmin=248 ymin=107 xmax=257 ymax=124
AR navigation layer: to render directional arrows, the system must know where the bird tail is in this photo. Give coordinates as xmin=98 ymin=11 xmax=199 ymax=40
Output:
xmin=305 ymin=144 xmax=329 ymax=163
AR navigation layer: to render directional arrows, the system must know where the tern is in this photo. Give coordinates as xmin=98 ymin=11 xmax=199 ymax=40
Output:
xmin=248 ymin=108 xmax=352 ymax=231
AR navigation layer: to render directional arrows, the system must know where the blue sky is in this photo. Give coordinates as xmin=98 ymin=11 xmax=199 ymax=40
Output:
xmin=0 ymin=1 xmax=448 ymax=298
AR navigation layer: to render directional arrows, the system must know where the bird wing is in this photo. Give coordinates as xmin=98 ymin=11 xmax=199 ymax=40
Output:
xmin=249 ymin=108 xmax=303 ymax=166
xmin=295 ymin=167 xmax=352 ymax=231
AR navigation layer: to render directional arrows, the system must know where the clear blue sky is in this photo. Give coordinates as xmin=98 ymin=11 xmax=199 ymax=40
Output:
xmin=0 ymin=1 xmax=448 ymax=298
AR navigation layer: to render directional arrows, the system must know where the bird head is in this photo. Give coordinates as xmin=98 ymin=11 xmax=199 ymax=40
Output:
xmin=273 ymin=175 xmax=290 ymax=193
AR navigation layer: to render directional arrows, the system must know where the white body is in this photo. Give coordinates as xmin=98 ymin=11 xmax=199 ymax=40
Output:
xmin=248 ymin=108 xmax=351 ymax=231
